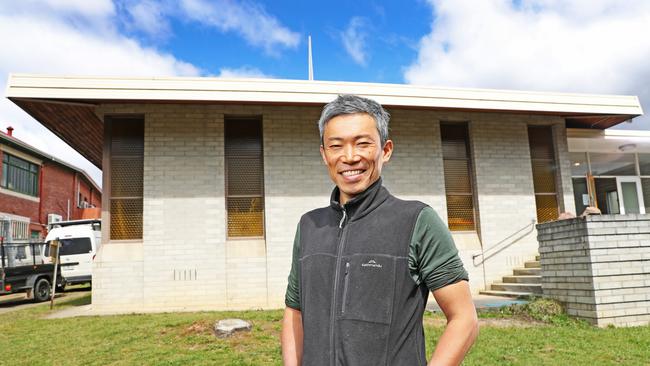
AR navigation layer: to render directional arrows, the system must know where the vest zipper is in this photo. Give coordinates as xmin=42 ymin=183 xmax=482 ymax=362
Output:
xmin=341 ymin=261 xmax=350 ymax=314
xmin=330 ymin=206 xmax=348 ymax=366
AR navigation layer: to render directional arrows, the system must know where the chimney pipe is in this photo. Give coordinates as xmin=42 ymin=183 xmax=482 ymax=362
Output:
xmin=6 ymin=126 xmax=13 ymax=136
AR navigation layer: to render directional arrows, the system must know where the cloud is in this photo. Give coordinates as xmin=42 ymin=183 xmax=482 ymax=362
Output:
xmin=4 ymin=0 xmax=116 ymax=18
xmin=0 ymin=4 xmax=201 ymax=187
xmin=121 ymin=0 xmax=172 ymax=38
xmin=341 ymin=17 xmax=369 ymax=66
xmin=404 ymin=0 xmax=650 ymax=129
xmin=217 ymin=66 xmax=271 ymax=78
xmin=179 ymin=0 xmax=300 ymax=55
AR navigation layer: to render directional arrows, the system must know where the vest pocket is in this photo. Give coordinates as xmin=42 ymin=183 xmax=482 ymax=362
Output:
xmin=340 ymin=254 xmax=396 ymax=324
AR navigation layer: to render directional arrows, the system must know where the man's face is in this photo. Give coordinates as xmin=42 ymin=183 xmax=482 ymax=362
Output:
xmin=320 ymin=113 xmax=393 ymax=205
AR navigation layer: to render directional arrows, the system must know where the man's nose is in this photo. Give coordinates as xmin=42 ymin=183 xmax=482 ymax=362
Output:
xmin=342 ymin=144 xmax=361 ymax=162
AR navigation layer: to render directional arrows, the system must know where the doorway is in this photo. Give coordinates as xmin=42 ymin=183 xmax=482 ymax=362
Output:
xmin=594 ymin=177 xmax=646 ymax=214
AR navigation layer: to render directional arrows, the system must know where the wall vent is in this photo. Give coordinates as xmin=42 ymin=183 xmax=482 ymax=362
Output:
xmin=173 ymin=269 xmax=197 ymax=281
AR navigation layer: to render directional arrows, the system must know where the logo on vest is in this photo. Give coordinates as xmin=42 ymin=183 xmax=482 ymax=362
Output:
xmin=361 ymin=259 xmax=382 ymax=268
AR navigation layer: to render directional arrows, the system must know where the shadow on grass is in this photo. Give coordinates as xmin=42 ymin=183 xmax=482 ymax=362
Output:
xmin=57 ymin=293 xmax=91 ymax=307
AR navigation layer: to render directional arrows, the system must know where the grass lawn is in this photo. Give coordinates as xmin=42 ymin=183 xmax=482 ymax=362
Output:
xmin=1 ymin=294 xmax=649 ymax=365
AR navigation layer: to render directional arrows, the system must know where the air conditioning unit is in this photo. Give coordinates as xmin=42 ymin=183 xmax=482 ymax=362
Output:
xmin=47 ymin=214 xmax=63 ymax=225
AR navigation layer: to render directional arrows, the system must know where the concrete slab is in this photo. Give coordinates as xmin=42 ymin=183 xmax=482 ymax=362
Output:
xmin=426 ymin=294 xmax=528 ymax=312
xmin=44 ymin=294 xmax=529 ymax=319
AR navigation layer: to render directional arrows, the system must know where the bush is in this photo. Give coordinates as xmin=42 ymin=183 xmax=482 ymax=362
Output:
xmin=494 ymin=297 xmax=579 ymax=325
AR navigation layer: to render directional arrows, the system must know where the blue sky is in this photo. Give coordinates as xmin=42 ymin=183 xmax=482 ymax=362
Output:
xmin=116 ymin=0 xmax=431 ymax=83
xmin=1 ymin=0 xmax=650 ymax=185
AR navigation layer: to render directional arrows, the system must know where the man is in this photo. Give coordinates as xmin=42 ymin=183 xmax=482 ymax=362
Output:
xmin=281 ymin=95 xmax=478 ymax=366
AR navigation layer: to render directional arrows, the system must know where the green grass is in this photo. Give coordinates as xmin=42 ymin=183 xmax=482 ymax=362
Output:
xmin=1 ymin=295 xmax=649 ymax=365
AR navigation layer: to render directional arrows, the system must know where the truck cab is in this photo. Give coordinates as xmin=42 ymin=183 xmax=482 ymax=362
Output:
xmin=44 ymin=219 xmax=101 ymax=287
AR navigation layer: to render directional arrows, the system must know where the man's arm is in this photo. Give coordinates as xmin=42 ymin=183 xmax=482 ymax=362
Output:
xmin=281 ymin=307 xmax=303 ymax=366
xmin=429 ymin=280 xmax=478 ymax=366
xmin=282 ymin=223 xmax=303 ymax=365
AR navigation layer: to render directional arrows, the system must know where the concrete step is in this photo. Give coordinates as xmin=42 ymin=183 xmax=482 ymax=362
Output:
xmin=502 ymin=275 xmax=541 ymax=284
xmin=513 ymin=267 xmax=540 ymax=276
xmin=491 ymin=282 xmax=543 ymax=294
xmin=478 ymin=290 xmax=535 ymax=299
xmin=524 ymin=260 xmax=541 ymax=268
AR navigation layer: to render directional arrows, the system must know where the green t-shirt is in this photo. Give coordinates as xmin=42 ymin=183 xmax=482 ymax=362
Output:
xmin=285 ymin=206 xmax=468 ymax=310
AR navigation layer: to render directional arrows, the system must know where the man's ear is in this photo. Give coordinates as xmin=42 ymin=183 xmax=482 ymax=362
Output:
xmin=382 ymin=139 xmax=394 ymax=163
xmin=320 ymin=145 xmax=328 ymax=165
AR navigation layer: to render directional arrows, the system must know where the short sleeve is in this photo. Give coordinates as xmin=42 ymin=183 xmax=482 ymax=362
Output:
xmin=284 ymin=224 xmax=301 ymax=310
xmin=408 ymin=206 xmax=469 ymax=292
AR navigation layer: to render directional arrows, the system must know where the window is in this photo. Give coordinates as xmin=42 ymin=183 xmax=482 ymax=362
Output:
xmin=589 ymin=153 xmax=636 ymax=176
xmin=108 ymin=116 xmax=144 ymax=240
xmin=1 ymin=153 xmax=39 ymax=196
xmin=225 ymin=117 xmax=264 ymax=238
xmin=639 ymin=154 xmax=650 ymax=176
xmin=572 ymin=178 xmax=589 ymax=216
xmin=528 ymin=126 xmax=560 ymax=223
xmin=440 ymin=123 xmax=478 ymax=231
xmin=570 ymin=152 xmax=589 ymax=176
xmin=57 ymin=238 xmax=92 ymax=255
xmin=642 ymin=178 xmax=650 ymax=214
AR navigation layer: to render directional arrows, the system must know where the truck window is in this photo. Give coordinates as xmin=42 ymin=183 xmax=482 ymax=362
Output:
xmin=46 ymin=238 xmax=92 ymax=256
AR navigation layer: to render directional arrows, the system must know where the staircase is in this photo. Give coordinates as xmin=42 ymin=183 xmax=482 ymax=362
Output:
xmin=479 ymin=255 xmax=543 ymax=298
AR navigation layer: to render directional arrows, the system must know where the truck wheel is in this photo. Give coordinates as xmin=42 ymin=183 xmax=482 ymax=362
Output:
xmin=34 ymin=278 xmax=51 ymax=302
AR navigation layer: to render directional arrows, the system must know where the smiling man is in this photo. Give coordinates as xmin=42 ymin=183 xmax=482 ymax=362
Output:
xmin=281 ymin=95 xmax=478 ymax=366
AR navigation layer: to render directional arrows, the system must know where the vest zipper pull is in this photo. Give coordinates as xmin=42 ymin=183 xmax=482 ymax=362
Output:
xmin=339 ymin=208 xmax=347 ymax=228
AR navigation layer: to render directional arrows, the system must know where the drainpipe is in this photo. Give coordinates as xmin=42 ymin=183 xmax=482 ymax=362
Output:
xmin=38 ymin=165 xmax=44 ymax=231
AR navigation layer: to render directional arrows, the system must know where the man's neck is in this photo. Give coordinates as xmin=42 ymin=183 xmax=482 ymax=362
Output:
xmin=337 ymin=178 xmax=380 ymax=206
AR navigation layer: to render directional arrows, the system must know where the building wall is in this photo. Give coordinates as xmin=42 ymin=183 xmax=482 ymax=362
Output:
xmin=0 ymin=145 xmax=102 ymax=239
xmin=0 ymin=147 xmax=41 ymax=233
xmin=93 ymin=103 xmax=573 ymax=312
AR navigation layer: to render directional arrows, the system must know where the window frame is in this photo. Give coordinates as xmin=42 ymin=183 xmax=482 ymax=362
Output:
xmin=528 ymin=125 xmax=561 ymax=223
xmin=1 ymin=152 xmax=40 ymax=197
xmin=103 ymin=114 xmax=145 ymax=243
xmin=440 ymin=121 xmax=479 ymax=232
xmin=224 ymin=115 xmax=266 ymax=240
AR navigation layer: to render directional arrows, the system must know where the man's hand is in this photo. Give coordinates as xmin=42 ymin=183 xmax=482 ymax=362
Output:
xmin=281 ymin=307 xmax=303 ymax=366
xmin=429 ymin=280 xmax=478 ymax=366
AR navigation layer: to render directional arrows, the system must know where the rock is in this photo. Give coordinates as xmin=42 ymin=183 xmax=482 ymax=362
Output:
xmin=558 ymin=212 xmax=576 ymax=220
xmin=214 ymin=318 xmax=252 ymax=338
xmin=580 ymin=206 xmax=601 ymax=216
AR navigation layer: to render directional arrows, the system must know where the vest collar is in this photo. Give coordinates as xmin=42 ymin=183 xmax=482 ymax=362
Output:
xmin=329 ymin=177 xmax=390 ymax=222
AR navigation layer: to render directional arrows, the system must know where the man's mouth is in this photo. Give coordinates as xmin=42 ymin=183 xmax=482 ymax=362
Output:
xmin=341 ymin=169 xmax=364 ymax=177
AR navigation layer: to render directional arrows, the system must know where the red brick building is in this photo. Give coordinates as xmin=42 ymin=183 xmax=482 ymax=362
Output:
xmin=0 ymin=126 xmax=101 ymax=241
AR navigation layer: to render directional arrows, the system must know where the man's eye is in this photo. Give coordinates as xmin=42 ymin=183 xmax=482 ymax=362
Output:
xmin=357 ymin=142 xmax=371 ymax=146
xmin=329 ymin=145 xmax=342 ymax=149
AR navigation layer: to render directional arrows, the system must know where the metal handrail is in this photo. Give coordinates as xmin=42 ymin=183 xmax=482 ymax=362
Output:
xmin=472 ymin=219 xmax=537 ymax=266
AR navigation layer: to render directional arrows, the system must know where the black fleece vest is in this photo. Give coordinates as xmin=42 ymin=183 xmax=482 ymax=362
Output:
xmin=298 ymin=179 xmax=428 ymax=366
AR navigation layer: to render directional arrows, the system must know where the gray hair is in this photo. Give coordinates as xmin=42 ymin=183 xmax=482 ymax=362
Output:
xmin=317 ymin=94 xmax=390 ymax=146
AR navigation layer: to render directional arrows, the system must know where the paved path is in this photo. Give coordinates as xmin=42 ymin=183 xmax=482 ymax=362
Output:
xmin=0 ymin=289 xmax=90 ymax=314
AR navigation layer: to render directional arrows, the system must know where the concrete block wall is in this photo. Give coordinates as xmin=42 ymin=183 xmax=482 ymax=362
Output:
xmin=467 ymin=115 xmax=571 ymax=289
xmin=538 ymin=214 xmax=650 ymax=327
xmin=92 ymin=103 xmax=573 ymax=312
xmin=262 ymin=105 xmax=330 ymax=308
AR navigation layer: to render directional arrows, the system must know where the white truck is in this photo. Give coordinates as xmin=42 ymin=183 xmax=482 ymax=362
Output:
xmin=44 ymin=219 xmax=101 ymax=287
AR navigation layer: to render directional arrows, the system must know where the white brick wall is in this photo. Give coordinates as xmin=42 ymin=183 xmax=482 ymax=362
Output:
xmin=93 ymin=103 xmax=574 ymax=312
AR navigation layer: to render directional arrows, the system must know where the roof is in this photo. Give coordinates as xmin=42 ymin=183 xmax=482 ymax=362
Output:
xmin=5 ymin=73 xmax=644 ymax=168
xmin=0 ymin=129 xmax=101 ymax=192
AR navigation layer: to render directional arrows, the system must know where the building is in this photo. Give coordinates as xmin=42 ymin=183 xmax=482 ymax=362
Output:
xmin=4 ymin=74 xmax=643 ymax=313
xmin=567 ymin=129 xmax=650 ymax=215
xmin=0 ymin=125 xmax=101 ymax=242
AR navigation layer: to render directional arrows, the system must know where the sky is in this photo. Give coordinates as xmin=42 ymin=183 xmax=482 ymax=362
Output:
xmin=1 ymin=0 xmax=649 ymax=187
